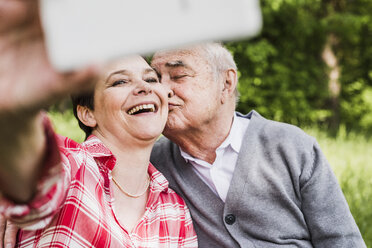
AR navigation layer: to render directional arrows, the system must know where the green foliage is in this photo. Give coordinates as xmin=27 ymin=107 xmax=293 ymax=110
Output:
xmin=360 ymin=88 xmax=372 ymax=129
xmin=226 ymin=0 xmax=372 ymax=132
xmin=48 ymin=110 xmax=85 ymax=143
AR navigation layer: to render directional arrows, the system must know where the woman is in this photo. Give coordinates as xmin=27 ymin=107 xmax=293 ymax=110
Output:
xmin=0 ymin=56 xmax=197 ymax=247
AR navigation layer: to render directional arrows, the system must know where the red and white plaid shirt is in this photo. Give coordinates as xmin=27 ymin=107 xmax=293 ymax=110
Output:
xmin=0 ymin=118 xmax=197 ymax=247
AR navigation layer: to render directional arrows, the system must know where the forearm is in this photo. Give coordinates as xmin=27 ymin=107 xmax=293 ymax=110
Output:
xmin=0 ymin=111 xmax=46 ymax=203
xmin=0 ymin=0 xmax=97 ymax=204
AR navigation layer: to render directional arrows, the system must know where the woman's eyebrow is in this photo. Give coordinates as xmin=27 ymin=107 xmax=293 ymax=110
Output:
xmin=144 ymin=68 xmax=156 ymax=74
xmin=105 ymin=69 xmax=129 ymax=83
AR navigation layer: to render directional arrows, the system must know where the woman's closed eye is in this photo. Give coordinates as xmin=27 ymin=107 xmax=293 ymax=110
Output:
xmin=112 ymin=80 xmax=128 ymax=87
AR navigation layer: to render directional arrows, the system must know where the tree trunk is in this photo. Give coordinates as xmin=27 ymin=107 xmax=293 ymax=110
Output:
xmin=321 ymin=33 xmax=341 ymax=131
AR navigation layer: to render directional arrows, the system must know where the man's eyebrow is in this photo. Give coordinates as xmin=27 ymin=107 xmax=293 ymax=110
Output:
xmin=165 ymin=60 xmax=189 ymax=68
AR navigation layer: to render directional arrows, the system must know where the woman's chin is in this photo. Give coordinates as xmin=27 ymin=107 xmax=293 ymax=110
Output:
xmin=134 ymin=130 xmax=163 ymax=143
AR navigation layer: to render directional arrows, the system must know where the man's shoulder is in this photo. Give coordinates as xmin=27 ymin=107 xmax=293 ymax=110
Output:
xmin=243 ymin=110 xmax=316 ymax=147
xmin=153 ymin=136 xmax=174 ymax=153
xmin=151 ymin=136 xmax=177 ymax=168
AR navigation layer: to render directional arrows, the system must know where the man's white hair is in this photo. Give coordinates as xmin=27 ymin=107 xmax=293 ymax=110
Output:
xmin=188 ymin=42 xmax=240 ymax=104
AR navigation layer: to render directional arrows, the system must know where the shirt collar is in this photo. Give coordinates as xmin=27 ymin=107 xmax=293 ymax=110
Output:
xmin=228 ymin=113 xmax=249 ymax=153
xmin=83 ymin=135 xmax=116 ymax=171
xmin=83 ymin=135 xmax=170 ymax=194
xmin=180 ymin=112 xmax=249 ymax=162
xmin=148 ymin=163 xmax=169 ymax=195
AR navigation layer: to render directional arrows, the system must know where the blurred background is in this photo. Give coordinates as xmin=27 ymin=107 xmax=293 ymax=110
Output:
xmin=48 ymin=0 xmax=372 ymax=246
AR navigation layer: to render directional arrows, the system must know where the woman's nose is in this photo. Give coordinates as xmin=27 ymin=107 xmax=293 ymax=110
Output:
xmin=134 ymin=81 xmax=152 ymax=95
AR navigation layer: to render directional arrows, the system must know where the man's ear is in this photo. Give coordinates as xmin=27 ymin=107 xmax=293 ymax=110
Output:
xmin=221 ymin=68 xmax=237 ymax=104
xmin=76 ymin=105 xmax=97 ymax=128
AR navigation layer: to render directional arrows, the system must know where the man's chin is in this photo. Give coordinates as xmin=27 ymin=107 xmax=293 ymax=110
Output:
xmin=163 ymin=122 xmax=181 ymax=137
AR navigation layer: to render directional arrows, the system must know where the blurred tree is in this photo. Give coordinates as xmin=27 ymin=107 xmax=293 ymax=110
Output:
xmin=227 ymin=0 xmax=372 ymax=133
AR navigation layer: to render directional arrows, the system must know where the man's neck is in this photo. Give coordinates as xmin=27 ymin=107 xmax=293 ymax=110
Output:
xmin=165 ymin=113 xmax=235 ymax=164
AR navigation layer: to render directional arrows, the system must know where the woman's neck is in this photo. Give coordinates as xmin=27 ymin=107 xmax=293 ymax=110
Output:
xmin=92 ymin=131 xmax=154 ymax=191
xmin=108 ymin=143 xmax=152 ymax=233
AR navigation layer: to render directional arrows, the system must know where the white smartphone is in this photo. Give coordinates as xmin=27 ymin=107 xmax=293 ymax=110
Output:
xmin=39 ymin=0 xmax=262 ymax=71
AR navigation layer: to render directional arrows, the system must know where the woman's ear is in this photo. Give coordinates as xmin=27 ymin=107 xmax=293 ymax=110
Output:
xmin=221 ymin=68 xmax=238 ymax=104
xmin=76 ymin=105 xmax=97 ymax=128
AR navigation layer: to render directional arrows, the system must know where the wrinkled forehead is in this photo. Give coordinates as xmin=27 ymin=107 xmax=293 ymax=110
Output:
xmin=152 ymin=48 xmax=209 ymax=71
xmin=102 ymin=55 xmax=150 ymax=76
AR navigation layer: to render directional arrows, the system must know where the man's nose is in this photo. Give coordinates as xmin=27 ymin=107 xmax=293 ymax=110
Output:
xmin=167 ymin=88 xmax=174 ymax=98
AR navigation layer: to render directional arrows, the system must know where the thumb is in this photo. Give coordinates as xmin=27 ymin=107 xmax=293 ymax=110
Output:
xmin=4 ymin=220 xmax=18 ymax=248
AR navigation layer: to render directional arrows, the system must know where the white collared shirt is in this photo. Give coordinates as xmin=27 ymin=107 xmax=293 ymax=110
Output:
xmin=180 ymin=113 xmax=250 ymax=202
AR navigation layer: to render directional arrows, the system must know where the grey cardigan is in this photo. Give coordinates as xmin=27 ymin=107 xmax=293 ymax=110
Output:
xmin=150 ymin=111 xmax=366 ymax=247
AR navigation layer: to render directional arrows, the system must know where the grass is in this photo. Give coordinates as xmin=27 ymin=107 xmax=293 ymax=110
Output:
xmin=48 ymin=110 xmax=85 ymax=143
xmin=49 ymin=110 xmax=372 ymax=247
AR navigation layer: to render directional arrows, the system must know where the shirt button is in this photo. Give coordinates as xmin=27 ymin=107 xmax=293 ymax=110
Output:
xmin=225 ymin=214 xmax=236 ymax=225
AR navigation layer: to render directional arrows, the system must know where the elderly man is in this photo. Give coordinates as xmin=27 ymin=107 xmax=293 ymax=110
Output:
xmin=150 ymin=43 xmax=366 ymax=247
